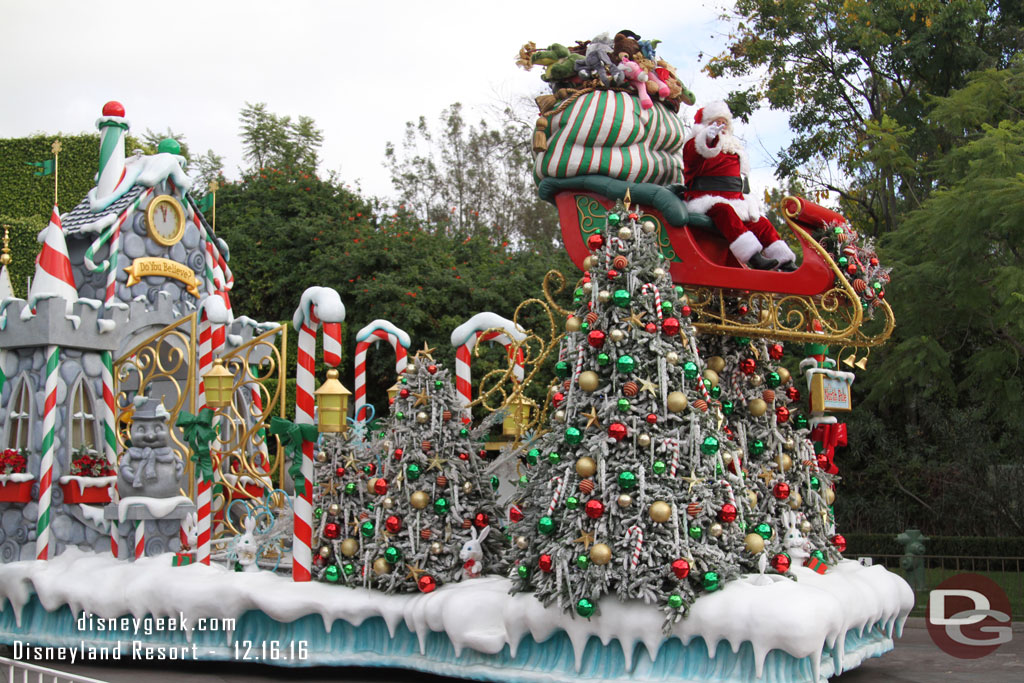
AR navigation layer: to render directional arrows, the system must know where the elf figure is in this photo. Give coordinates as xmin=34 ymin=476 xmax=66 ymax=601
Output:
xmin=681 ymin=100 xmax=798 ymax=271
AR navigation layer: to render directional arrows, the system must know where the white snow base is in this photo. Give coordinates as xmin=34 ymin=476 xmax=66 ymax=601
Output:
xmin=0 ymin=550 xmax=912 ymax=682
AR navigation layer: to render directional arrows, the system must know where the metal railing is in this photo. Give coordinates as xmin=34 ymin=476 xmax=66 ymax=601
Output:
xmin=0 ymin=657 xmax=108 ymax=683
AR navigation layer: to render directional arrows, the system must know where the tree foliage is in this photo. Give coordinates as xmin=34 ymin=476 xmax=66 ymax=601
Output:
xmin=239 ymin=102 xmax=324 ymax=174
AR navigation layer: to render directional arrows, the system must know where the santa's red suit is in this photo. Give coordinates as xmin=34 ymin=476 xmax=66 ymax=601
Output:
xmin=682 ymin=101 xmax=796 ymax=268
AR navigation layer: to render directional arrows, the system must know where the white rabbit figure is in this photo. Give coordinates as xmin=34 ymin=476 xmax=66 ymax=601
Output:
xmin=235 ymin=515 xmax=259 ymax=572
xmin=782 ymin=510 xmax=810 ymax=567
xmin=459 ymin=525 xmax=491 ymax=579
xmin=180 ymin=512 xmax=198 ymax=552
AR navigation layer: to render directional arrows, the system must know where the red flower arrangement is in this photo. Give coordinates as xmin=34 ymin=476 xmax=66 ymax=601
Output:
xmin=69 ymin=451 xmax=116 ymax=478
xmin=0 ymin=449 xmax=27 ymax=475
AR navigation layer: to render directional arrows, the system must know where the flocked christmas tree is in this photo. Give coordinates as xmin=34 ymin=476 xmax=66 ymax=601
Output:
xmin=509 ymin=200 xmax=755 ymax=625
xmin=312 ymin=352 xmax=505 ymax=592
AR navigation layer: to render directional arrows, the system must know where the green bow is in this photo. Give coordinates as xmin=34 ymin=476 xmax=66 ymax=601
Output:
xmin=177 ymin=408 xmax=217 ymax=481
xmin=269 ymin=416 xmax=318 ymax=492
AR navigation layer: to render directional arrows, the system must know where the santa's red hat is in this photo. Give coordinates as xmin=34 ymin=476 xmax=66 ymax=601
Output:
xmin=694 ymin=100 xmax=733 ymax=127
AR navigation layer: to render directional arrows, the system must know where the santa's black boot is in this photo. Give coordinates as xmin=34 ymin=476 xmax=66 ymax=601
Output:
xmin=747 ymin=253 xmax=779 ymax=270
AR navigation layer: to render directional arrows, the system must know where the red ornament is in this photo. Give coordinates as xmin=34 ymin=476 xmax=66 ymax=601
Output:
xmin=364 ymin=463 xmax=377 ymax=476
xmin=385 ymin=515 xmax=402 ymax=533
xmin=539 ymin=554 xmax=553 ymax=572
xmin=645 ymin=413 xmax=658 ymax=425
xmin=607 ymin=269 xmax=620 ymax=280
xmin=420 ymin=528 xmax=432 ymax=540
xmin=374 ymin=478 xmax=388 ymax=495
xmin=816 ymin=453 xmax=829 ymax=470
xmin=585 ymin=499 xmax=605 ymax=519
xmin=102 ymin=101 xmax=125 ymax=117
xmin=846 ymin=263 xmax=858 ymax=275
xmin=552 ymin=392 xmax=566 ymax=407
xmin=587 ymin=234 xmax=605 ymax=250
xmin=478 ymin=449 xmax=488 ymax=460
xmin=459 ymin=452 xmax=469 ymax=461
xmin=645 ymin=322 xmax=658 ymax=334
xmin=393 ymin=448 xmax=404 ymax=461
xmin=428 ymin=365 xmax=438 ymax=375
xmin=662 ymin=317 xmax=680 ymax=336
xmin=786 ymin=386 xmax=800 ymax=402
xmin=771 ymin=553 xmax=791 ymax=573
xmin=335 ymin=466 xmax=346 ymax=478
xmin=718 ymin=503 xmax=737 ymax=523
xmin=773 ymin=482 xmax=791 ymax=500
xmin=612 ymin=255 xmax=628 ymax=270
xmin=769 ymin=343 xmax=784 ymax=360
xmin=738 ymin=304 xmax=750 ymax=315
xmin=832 ymin=534 xmax=847 ymax=553
xmin=442 ymin=409 xmax=453 ymax=421
xmin=681 ymin=305 xmax=692 ymax=317
xmin=671 ymin=558 xmax=691 ymax=579
xmin=474 ymin=512 xmax=490 ymax=529
xmin=628 ymin=212 xmax=638 ymax=221
xmin=608 ymin=422 xmax=628 ymax=441
xmin=323 ymin=522 xmax=340 ymax=539
xmin=418 ymin=575 xmax=437 ymax=593
xmin=400 ymin=388 xmax=410 ymax=398
xmin=509 ymin=505 xmax=524 ymax=523
xmin=740 ymin=358 xmax=757 ymax=375
xmin=313 ymin=554 xmax=326 ymax=567
xmin=588 ymin=330 xmax=607 ymax=348
xmin=775 ymin=405 xmax=790 ymax=423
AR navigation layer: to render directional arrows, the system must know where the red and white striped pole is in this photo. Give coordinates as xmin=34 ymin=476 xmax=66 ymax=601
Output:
xmin=453 ymin=327 xmax=527 ymax=424
xmin=134 ymin=520 xmax=146 ymax=560
xmin=36 ymin=344 xmax=59 ymax=560
xmin=353 ymin=320 xmax=410 ymax=422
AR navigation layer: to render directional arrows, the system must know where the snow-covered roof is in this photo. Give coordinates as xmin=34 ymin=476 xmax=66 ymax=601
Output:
xmin=61 ymin=184 xmax=144 ymax=236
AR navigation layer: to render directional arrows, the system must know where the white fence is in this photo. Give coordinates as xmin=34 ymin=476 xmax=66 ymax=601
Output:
xmin=0 ymin=657 xmax=108 ymax=683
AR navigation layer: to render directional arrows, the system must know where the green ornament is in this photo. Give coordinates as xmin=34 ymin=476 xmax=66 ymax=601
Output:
xmin=721 ymin=400 xmax=734 ymax=415
xmin=325 ymin=565 xmax=339 ymax=583
xmin=613 ymin=289 xmax=631 ymax=307
xmin=667 ymin=593 xmax=683 ymax=609
xmin=767 ymin=372 xmax=781 ymax=388
xmin=795 ymin=414 xmax=808 ymax=429
xmin=700 ymin=436 xmax=720 ymax=455
xmin=576 ymin=555 xmax=590 ymax=570
xmin=538 ymin=516 xmax=555 ymax=534
xmin=384 ymin=546 xmax=402 ymax=564
xmin=396 ymin=411 xmax=405 ymax=420
xmin=739 ymin=520 xmax=747 ymax=531
xmin=491 ymin=475 xmax=500 ymax=491
xmin=565 ymin=427 xmax=583 ymax=444
xmin=527 ymin=449 xmax=540 ymax=465
xmin=460 ymin=428 xmax=470 ymax=437
xmin=518 ymin=474 xmax=529 ymax=487
xmin=597 ymin=353 xmax=611 ymax=366
xmin=616 ymin=355 xmax=636 ymax=373
xmin=400 ymin=377 xmax=408 ymax=384
xmin=812 ymin=549 xmax=825 ymax=561
xmin=617 ymin=398 xmax=631 ymax=412
xmin=737 ymin=337 xmax=751 ymax=345
xmin=580 ymin=322 xmax=590 ymax=332
xmin=434 ymin=498 xmax=449 ymax=515
xmin=407 ymin=464 xmax=421 ymax=481
xmin=652 ymin=460 xmax=667 ymax=475
xmin=810 ymin=476 xmax=820 ymax=490
xmin=703 ymin=571 xmax=721 ymax=591
xmin=343 ymin=563 xmax=355 ymax=576
xmin=574 ymin=288 xmax=585 ymax=298
xmin=360 ymin=521 xmax=374 ymax=537
xmin=314 ymin=507 xmax=323 ymax=519
xmin=517 ymin=564 xmax=529 ymax=579
xmin=675 ymin=285 xmax=685 ymax=296
xmin=618 ymin=470 xmax=637 ymax=490
xmin=688 ymin=525 xmax=703 ymax=540
xmin=435 ymin=380 xmax=443 ymax=390
xmin=710 ymin=385 xmax=721 ymax=399
xmin=566 ymin=496 xmax=579 ymax=510
xmin=838 ymin=256 xmax=848 ymax=268
xmin=344 ymin=482 xmax=356 ymax=495
xmin=555 ymin=361 xmax=570 ymax=378
xmin=703 ymin=378 xmax=713 ymax=391
xmin=749 ymin=440 xmax=766 ymax=456
xmin=366 ymin=503 xmax=375 ymax=512
xmin=661 ymin=301 xmax=673 ymax=313
xmin=715 ymin=463 xmax=724 ymax=476
xmin=362 ymin=464 xmax=374 ymax=475
xmin=573 ymin=297 xmax=582 ymax=305
xmin=608 ymin=213 xmax=621 ymax=226
xmin=683 ymin=361 xmax=698 ymax=380
xmin=576 ymin=598 xmax=595 ymax=617
xmin=548 ymin=452 xmax=561 ymax=465
xmin=755 ymin=522 xmax=773 ymax=540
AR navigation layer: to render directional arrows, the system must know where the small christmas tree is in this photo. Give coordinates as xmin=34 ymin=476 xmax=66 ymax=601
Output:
xmin=509 ymin=202 xmax=753 ymax=625
xmin=312 ymin=353 xmax=505 ymax=592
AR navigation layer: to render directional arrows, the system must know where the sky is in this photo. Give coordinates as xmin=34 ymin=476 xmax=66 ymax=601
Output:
xmin=0 ymin=0 xmax=793 ymax=202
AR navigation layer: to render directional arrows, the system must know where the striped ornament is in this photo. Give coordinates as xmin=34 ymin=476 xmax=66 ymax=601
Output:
xmin=35 ymin=345 xmax=59 ymax=560
xmin=353 ymin=323 xmax=410 ymax=422
xmin=534 ymin=92 xmax=685 ymax=186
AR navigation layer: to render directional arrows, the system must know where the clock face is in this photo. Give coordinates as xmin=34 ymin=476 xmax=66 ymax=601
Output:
xmin=146 ymin=195 xmax=185 ymax=246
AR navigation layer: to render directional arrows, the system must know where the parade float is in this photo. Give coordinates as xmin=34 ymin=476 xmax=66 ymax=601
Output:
xmin=0 ymin=31 xmax=911 ymax=683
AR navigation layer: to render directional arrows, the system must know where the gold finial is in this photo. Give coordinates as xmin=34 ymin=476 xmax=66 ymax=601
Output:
xmin=51 ymin=138 xmax=62 ymax=206
xmin=624 ymin=188 xmax=632 ymax=209
xmin=0 ymin=225 xmax=10 ymax=266
xmin=51 ymin=140 xmax=62 ymax=155
xmin=208 ymin=180 xmax=219 ymax=193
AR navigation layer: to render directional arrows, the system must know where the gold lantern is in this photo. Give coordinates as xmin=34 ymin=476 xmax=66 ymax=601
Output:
xmin=502 ymin=394 xmax=537 ymax=437
xmin=203 ymin=358 xmax=235 ymax=408
xmin=386 ymin=382 xmax=401 ymax=402
xmin=315 ymin=369 xmax=352 ymax=433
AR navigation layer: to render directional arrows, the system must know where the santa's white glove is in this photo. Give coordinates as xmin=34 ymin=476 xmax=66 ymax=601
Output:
xmin=707 ymin=121 xmax=725 ymax=138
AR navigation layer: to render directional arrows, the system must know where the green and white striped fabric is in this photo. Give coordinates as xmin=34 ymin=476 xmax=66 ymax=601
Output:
xmin=534 ymin=91 xmax=685 ymax=186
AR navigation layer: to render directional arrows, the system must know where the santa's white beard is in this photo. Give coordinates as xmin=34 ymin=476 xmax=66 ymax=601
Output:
xmin=718 ymin=131 xmax=745 ymax=156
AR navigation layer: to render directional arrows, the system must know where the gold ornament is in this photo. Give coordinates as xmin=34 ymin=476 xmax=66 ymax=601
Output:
xmin=582 ymin=281 xmax=593 ymax=294
xmin=316 ymin=451 xmax=328 ymax=463
xmin=642 ymin=220 xmax=656 ymax=234
xmin=553 ymin=409 xmax=566 ymax=423
xmin=367 ymin=478 xmax=379 ymax=493
xmin=638 ymin=433 xmax=651 ymax=447
xmin=373 ymin=557 xmax=392 ymax=575
xmin=578 ymin=371 xmax=600 ymax=392
xmin=319 ymin=546 xmax=331 ymax=558
xmin=800 ymin=520 xmax=812 ymax=535
xmin=566 ymin=317 xmax=582 ymax=332
xmin=649 ymin=501 xmax=671 ymax=523
xmin=416 ymin=411 xmax=429 ymax=424
xmin=779 ymin=454 xmax=793 ymax=471
xmin=617 ymin=226 xmax=633 ymax=240
xmin=722 ymin=452 xmax=733 ymax=466
xmin=749 ymin=374 xmax=763 ymax=387
xmin=617 ymin=494 xmax=632 ymax=508
xmin=406 ymin=361 xmax=417 ymax=374
xmin=703 ymin=369 xmax=720 ymax=388
xmin=744 ymin=533 xmax=766 ymax=553
xmin=788 ymin=492 xmax=803 ymax=509
xmin=707 ymin=356 xmax=726 ymax=373
xmin=710 ymin=522 xmax=724 ymax=537
xmin=784 ymin=438 xmax=795 ymax=452
xmin=777 ymin=367 xmax=791 ymax=384
xmin=583 ymin=255 xmax=597 ymax=270
xmin=653 ymin=267 xmax=665 ymax=278
xmin=746 ymin=490 xmax=757 ymax=508
xmin=609 ymin=329 xmax=625 ymax=343
xmin=590 ymin=543 xmax=612 ymax=565
xmin=462 ymin=481 xmax=473 ymax=494
xmin=515 ymin=535 xmax=529 ymax=550
xmin=825 ymin=487 xmax=836 ymax=504
xmin=383 ymin=497 xmax=394 ymax=509
xmin=328 ymin=503 xmax=340 ymax=516
xmin=430 ymin=542 xmax=443 ymax=555
xmin=598 ymin=290 xmax=612 ymax=303
xmin=667 ymin=391 xmax=688 ymax=413
xmin=748 ymin=398 xmax=768 ymax=417
xmin=575 ymin=456 xmax=597 ymax=478
xmin=341 ymin=538 xmax=359 ymax=557
xmin=666 ymin=351 xmax=680 ymax=365
xmin=410 ymin=491 xmax=430 ymax=509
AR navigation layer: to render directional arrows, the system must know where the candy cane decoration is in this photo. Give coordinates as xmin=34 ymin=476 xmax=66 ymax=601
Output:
xmin=626 ymin=525 xmax=644 ymax=569
xmin=100 ymin=351 xmax=116 ymax=467
xmin=546 ymin=476 xmax=565 ymax=516
xmin=451 ymin=313 xmax=527 ymax=423
xmin=83 ymin=188 xmax=157 ymax=309
xmin=108 ymin=485 xmax=119 ymax=558
xmin=35 ymin=345 xmax=59 ymax=560
xmin=354 ymin=320 xmax=411 ymax=422
xmin=134 ymin=520 xmax=145 ymax=560
xmin=195 ymin=477 xmax=212 ymax=565
xmin=665 ymin=438 xmax=680 ymax=477
xmin=719 ymin=479 xmax=737 ymax=508
xmin=641 ymin=284 xmax=662 ymax=321
xmin=292 ymin=287 xmax=345 ymax=581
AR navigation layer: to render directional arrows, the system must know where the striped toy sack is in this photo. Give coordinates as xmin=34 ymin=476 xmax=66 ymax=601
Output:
xmin=534 ymin=90 xmax=685 ymax=187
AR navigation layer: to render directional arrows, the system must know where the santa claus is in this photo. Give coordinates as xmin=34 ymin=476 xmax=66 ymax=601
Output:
xmin=681 ymin=101 xmax=797 ymax=271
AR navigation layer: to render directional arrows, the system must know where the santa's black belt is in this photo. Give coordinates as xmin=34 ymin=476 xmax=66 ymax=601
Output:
xmin=685 ymin=176 xmax=749 ymax=193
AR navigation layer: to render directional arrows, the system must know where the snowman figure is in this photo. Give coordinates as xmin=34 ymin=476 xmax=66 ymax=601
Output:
xmin=117 ymin=396 xmax=185 ymax=498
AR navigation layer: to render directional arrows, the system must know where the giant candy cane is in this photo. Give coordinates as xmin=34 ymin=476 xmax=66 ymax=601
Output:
xmin=450 ymin=313 xmax=527 ymax=424
xmin=353 ymin=320 xmax=411 ymax=422
xmin=36 ymin=345 xmax=59 ymax=560
xmin=291 ymin=287 xmax=345 ymax=581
